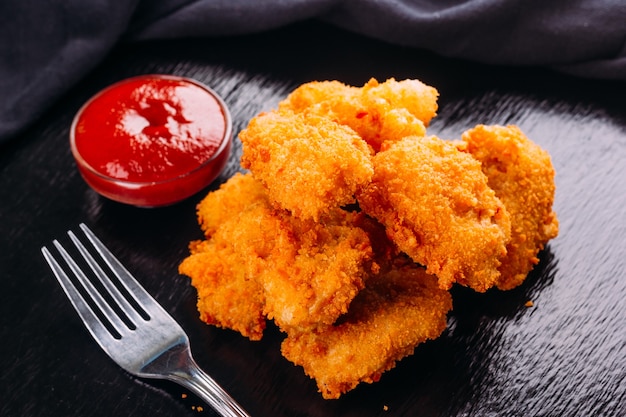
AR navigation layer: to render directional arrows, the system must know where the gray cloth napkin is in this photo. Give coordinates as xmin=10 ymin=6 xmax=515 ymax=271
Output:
xmin=1 ymin=0 xmax=625 ymax=142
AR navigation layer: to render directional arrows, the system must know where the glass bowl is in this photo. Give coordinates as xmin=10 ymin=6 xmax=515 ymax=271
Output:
xmin=70 ymin=74 xmax=232 ymax=207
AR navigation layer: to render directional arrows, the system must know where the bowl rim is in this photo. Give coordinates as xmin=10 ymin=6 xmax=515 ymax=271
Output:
xmin=69 ymin=74 xmax=233 ymax=188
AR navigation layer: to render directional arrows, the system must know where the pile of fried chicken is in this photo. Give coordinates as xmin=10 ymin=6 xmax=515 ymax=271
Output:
xmin=178 ymin=78 xmax=559 ymax=399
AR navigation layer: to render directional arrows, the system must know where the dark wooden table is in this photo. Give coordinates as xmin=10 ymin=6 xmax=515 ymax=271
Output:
xmin=1 ymin=21 xmax=624 ymax=417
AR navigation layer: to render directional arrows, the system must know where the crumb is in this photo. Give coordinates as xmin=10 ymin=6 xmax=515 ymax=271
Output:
xmin=525 ymin=300 xmax=534 ymax=307
xmin=383 ymin=405 xmax=389 ymax=411
xmin=181 ymin=393 xmax=188 ymax=399
xmin=197 ymin=406 xmax=204 ymax=412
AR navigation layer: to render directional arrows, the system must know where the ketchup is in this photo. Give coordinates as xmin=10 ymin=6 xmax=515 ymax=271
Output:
xmin=71 ymin=75 xmax=232 ymax=207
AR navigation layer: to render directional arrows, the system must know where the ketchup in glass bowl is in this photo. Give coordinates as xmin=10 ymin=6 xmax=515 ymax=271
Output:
xmin=70 ymin=74 xmax=232 ymax=207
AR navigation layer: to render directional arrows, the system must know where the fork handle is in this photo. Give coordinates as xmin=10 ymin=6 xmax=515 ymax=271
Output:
xmin=169 ymin=358 xmax=252 ymax=417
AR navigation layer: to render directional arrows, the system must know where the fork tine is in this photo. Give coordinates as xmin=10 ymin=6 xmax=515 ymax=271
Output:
xmin=53 ymin=238 xmax=133 ymax=337
xmin=68 ymin=230 xmax=145 ymax=326
xmin=41 ymin=245 xmax=122 ymax=341
xmin=44 ymin=226 xmax=251 ymax=417
xmin=78 ymin=223 xmax=164 ymax=316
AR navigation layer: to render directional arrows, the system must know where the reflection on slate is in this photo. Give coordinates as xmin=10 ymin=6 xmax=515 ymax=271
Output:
xmin=0 ymin=22 xmax=624 ymax=417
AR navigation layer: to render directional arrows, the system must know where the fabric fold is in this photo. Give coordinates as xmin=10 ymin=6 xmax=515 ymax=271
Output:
xmin=1 ymin=0 xmax=625 ymax=143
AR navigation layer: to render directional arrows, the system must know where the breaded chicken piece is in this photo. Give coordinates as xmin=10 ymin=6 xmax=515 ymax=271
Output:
xmin=279 ymin=78 xmax=439 ymax=152
xmin=281 ymin=261 xmax=452 ymax=399
xmin=458 ymin=125 xmax=559 ymax=290
xmin=196 ymin=172 xmax=270 ymax=237
xmin=361 ymin=78 xmax=439 ymax=127
xmin=181 ymin=173 xmax=377 ymax=334
xmin=352 ymin=213 xmax=400 ymax=274
xmin=259 ymin=208 xmax=375 ymax=332
xmin=357 ymin=136 xmax=511 ymax=292
xmin=239 ymin=110 xmax=373 ymax=221
xmin=178 ymin=238 xmax=266 ymax=341
xmin=180 ymin=175 xmax=274 ymax=340
xmin=277 ymin=80 xmax=356 ymax=111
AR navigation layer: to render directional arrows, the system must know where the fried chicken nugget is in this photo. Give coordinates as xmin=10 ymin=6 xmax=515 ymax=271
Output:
xmin=239 ymin=110 xmax=373 ymax=221
xmin=259 ymin=207 xmax=376 ymax=332
xmin=178 ymin=237 xmax=266 ymax=341
xmin=361 ymin=78 xmax=439 ymax=127
xmin=180 ymin=174 xmax=286 ymax=340
xmin=277 ymin=80 xmax=356 ymax=111
xmin=180 ymin=174 xmax=276 ymax=340
xmin=458 ymin=125 xmax=559 ymax=290
xmin=279 ymin=78 xmax=439 ymax=152
xmin=182 ymin=173 xmax=377 ymax=334
xmin=196 ymin=172 xmax=270 ymax=237
xmin=281 ymin=262 xmax=452 ymax=399
xmin=358 ymin=136 xmax=512 ymax=292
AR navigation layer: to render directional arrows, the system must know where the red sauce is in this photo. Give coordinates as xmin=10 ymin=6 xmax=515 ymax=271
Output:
xmin=71 ymin=75 xmax=232 ymax=207
xmin=74 ymin=75 xmax=227 ymax=182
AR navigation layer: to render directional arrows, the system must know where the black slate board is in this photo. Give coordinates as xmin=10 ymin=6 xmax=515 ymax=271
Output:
xmin=1 ymin=21 xmax=624 ymax=417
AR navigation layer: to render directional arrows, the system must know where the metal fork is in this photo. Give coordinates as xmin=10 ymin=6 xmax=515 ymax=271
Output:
xmin=41 ymin=223 xmax=251 ymax=417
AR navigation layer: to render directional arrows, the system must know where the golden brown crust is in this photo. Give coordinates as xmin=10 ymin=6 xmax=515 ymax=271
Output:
xmin=277 ymin=80 xmax=356 ymax=112
xmin=281 ymin=262 xmax=452 ymax=399
xmin=279 ymin=78 xmax=438 ymax=152
xmin=181 ymin=173 xmax=378 ymax=335
xmin=359 ymin=78 xmax=439 ymax=127
xmin=257 ymin=207 xmax=375 ymax=332
xmin=178 ymin=238 xmax=266 ymax=341
xmin=196 ymin=172 xmax=270 ymax=237
xmin=180 ymin=79 xmax=560 ymax=400
xmin=239 ymin=110 xmax=373 ymax=221
xmin=357 ymin=136 xmax=511 ymax=292
xmin=458 ymin=124 xmax=559 ymax=289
